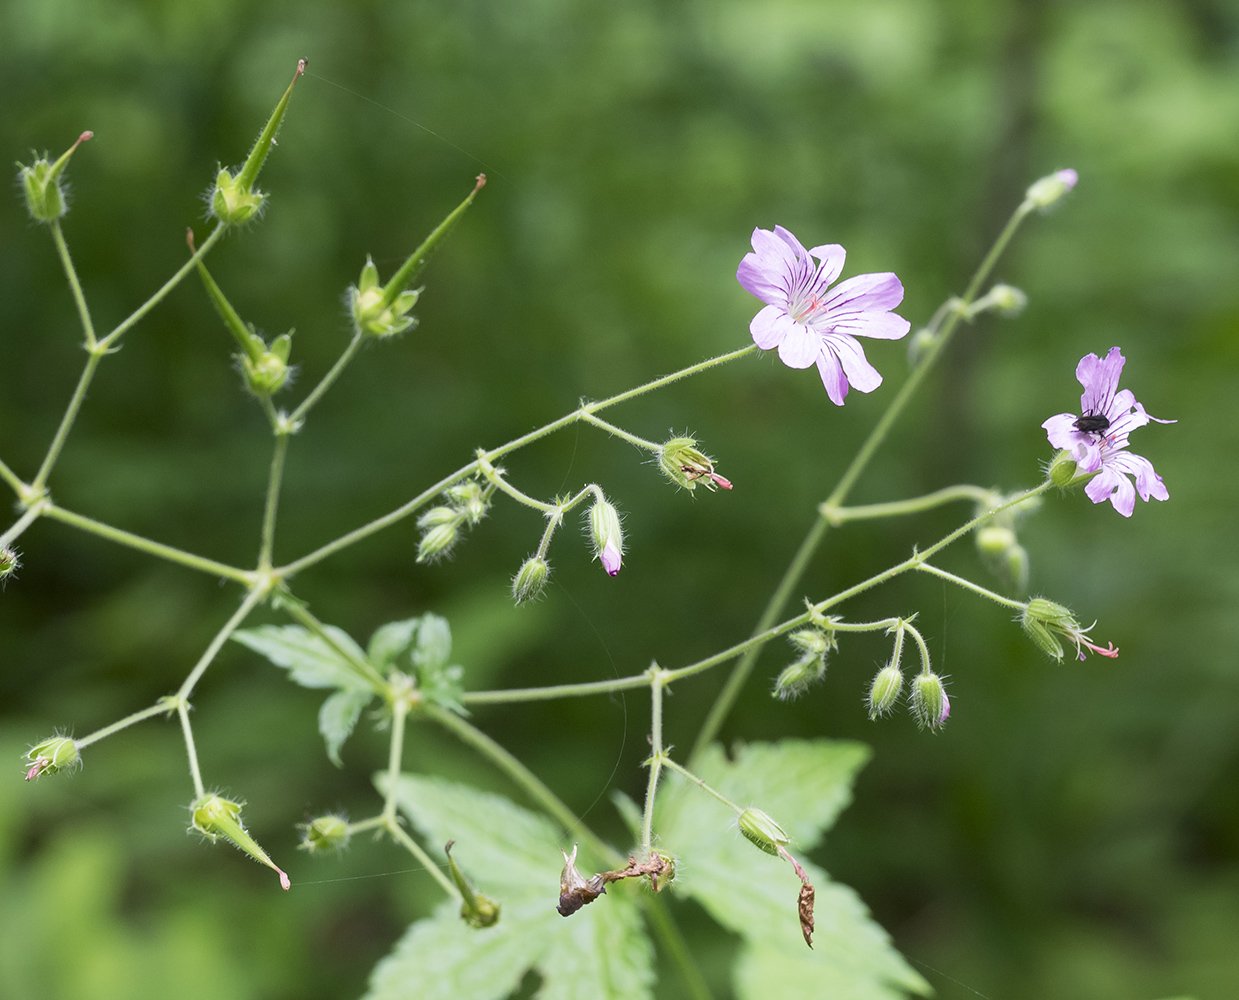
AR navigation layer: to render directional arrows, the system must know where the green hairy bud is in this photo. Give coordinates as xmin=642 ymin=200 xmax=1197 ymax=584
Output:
xmin=738 ymin=808 xmax=790 ymax=857
xmin=511 ymin=556 xmax=550 ymax=605
xmin=298 ymin=814 xmax=351 ymax=853
xmin=0 ymin=546 xmax=19 ymax=582
xmin=867 ymin=663 xmax=903 ymax=719
xmin=24 ymin=735 xmax=79 ymax=781
xmin=17 ymin=131 xmax=92 ymax=223
xmin=909 ymin=673 xmax=950 ymax=730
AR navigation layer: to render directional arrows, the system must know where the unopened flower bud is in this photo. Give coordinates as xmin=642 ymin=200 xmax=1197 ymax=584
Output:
xmin=417 ymin=519 xmax=460 ymax=563
xmin=446 ymin=481 xmax=488 ymax=525
xmin=445 ymin=841 xmax=501 ymax=928
xmin=658 ymin=437 xmax=732 ymax=491
xmin=192 ymin=793 xmax=290 ymax=890
xmin=988 ymin=284 xmax=1028 ymax=316
xmin=738 ymin=808 xmax=790 ymax=857
xmin=587 ymin=498 xmax=624 ymax=577
xmin=976 ymin=525 xmax=1017 ymax=558
xmin=0 ymin=546 xmax=19 ymax=582
xmin=773 ymin=653 xmax=826 ymax=701
xmin=511 ymin=556 xmax=550 ymax=605
xmin=789 ymin=628 xmax=830 ymax=656
xmin=1025 ymin=168 xmax=1078 ymax=211
xmin=298 ymin=814 xmax=351 ymax=853
xmin=867 ymin=663 xmax=903 ymax=719
xmin=906 ymin=327 xmax=938 ymax=368
xmin=18 ymin=131 xmax=92 ymax=223
xmin=24 ymin=735 xmax=79 ymax=780
xmin=242 ymin=349 xmax=290 ymax=396
xmin=910 ymin=673 xmax=950 ymax=730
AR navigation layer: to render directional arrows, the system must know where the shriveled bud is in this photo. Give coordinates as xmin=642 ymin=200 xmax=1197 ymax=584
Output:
xmin=191 ymin=793 xmax=290 ymax=890
xmin=587 ymin=498 xmax=624 ymax=577
xmin=557 ymin=844 xmax=607 ymax=916
xmin=646 ymin=851 xmax=676 ymax=892
xmin=738 ymin=808 xmax=790 ymax=857
xmin=210 ymin=60 xmax=305 ymax=225
xmin=298 ymin=814 xmax=351 ymax=853
xmin=445 ymin=841 xmax=501 ymax=928
xmin=658 ymin=437 xmax=732 ymax=491
xmin=0 ymin=546 xmax=19 ymax=582
xmin=866 ymin=663 xmax=904 ymax=719
xmin=910 ymin=673 xmax=950 ymax=730
xmin=511 ymin=556 xmax=550 ymax=605
xmin=24 ymin=735 xmax=79 ymax=780
xmin=18 ymin=131 xmax=92 ymax=223
xmin=1026 ymin=169 xmax=1078 ymax=211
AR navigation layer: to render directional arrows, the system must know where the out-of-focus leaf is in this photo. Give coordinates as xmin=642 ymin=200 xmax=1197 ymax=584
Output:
xmin=657 ymin=739 xmax=929 ymax=1000
xmin=364 ymin=772 xmax=653 ymax=1000
xmin=319 ymin=688 xmax=375 ymax=766
xmin=368 ymin=618 xmax=421 ymax=674
xmin=233 ymin=625 xmax=370 ymax=691
xmin=412 ymin=613 xmax=453 ymax=671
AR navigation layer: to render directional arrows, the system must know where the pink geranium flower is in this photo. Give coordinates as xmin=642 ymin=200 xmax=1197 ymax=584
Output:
xmin=1042 ymin=347 xmax=1174 ymax=517
xmin=737 ymin=226 xmax=910 ymax=405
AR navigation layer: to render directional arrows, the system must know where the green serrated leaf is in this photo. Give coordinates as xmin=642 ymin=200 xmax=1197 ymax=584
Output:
xmin=658 ymin=739 xmax=929 ymax=1000
xmin=319 ymin=689 xmax=374 ymax=767
xmin=413 ymin=614 xmax=452 ymax=670
xmin=364 ymin=773 xmax=652 ymax=1000
xmin=233 ymin=625 xmax=370 ymax=691
xmin=368 ymin=617 xmax=422 ymax=674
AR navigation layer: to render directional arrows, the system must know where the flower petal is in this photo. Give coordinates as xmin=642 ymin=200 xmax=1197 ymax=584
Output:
xmin=1077 ymin=347 xmax=1124 ymax=418
xmin=737 ymin=253 xmax=788 ymax=306
xmin=750 ymin=305 xmax=789 ymax=350
xmin=807 ymin=243 xmax=846 ymax=287
xmin=1108 ymin=450 xmax=1169 ymax=502
xmin=1042 ymin=413 xmax=1081 ymax=451
xmin=1085 ymin=464 xmax=1136 ymax=517
xmin=826 ymin=310 xmax=911 ymax=341
xmin=824 ymin=334 xmax=882 ymax=394
xmin=824 ymin=271 xmax=906 ymax=315
xmin=815 ymin=348 xmax=849 ymax=406
xmin=777 ymin=321 xmax=820 ymax=369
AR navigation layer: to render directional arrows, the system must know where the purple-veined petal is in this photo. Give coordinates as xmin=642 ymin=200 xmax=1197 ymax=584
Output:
xmin=750 ymin=305 xmax=790 ymax=350
xmin=826 ymin=310 xmax=912 ymax=341
xmin=1087 ymin=463 xmax=1137 ymax=517
xmin=737 ymin=254 xmax=789 ymax=306
xmin=1042 ymin=413 xmax=1081 ymax=451
xmin=825 ymin=334 xmax=883 ymax=394
xmin=773 ymin=225 xmax=811 ymax=261
xmin=815 ymin=349 xmax=850 ymax=406
xmin=1108 ymin=450 xmax=1169 ymax=502
xmin=824 ymin=271 xmax=906 ymax=315
xmin=777 ymin=321 xmax=819 ymax=369
xmin=807 ymin=243 xmax=847 ymax=287
xmin=1077 ymin=347 xmax=1124 ymax=418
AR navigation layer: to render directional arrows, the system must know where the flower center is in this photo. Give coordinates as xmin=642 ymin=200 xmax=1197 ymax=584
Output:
xmin=791 ymin=292 xmax=827 ymax=325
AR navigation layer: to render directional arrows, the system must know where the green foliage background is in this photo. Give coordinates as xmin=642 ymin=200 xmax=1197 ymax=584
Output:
xmin=2 ymin=0 xmax=1237 ymax=997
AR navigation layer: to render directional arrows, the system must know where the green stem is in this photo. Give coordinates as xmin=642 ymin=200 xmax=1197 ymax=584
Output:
xmin=387 ymin=822 xmax=460 ymax=900
xmin=42 ymin=503 xmax=254 ymax=584
xmin=903 ymin=621 xmax=933 ymax=674
xmin=578 ymin=412 xmax=661 ymax=452
xmin=641 ymin=668 xmax=667 ymax=852
xmin=822 ymin=484 xmax=996 ymax=525
xmin=177 ymin=700 xmax=206 ymax=800
xmin=423 ymin=704 xmax=622 ymax=868
xmin=99 ymin=224 xmax=225 ymax=350
xmin=691 ymin=200 xmax=1037 ymax=762
xmin=476 ymin=456 xmax=556 ymax=513
xmin=177 ymin=587 xmax=269 ymax=700
xmin=381 ymin=694 xmax=410 ymax=827
xmin=74 ymin=701 xmax=173 ymax=750
xmin=642 ymin=896 xmax=716 ymax=1000
xmin=50 ymin=220 xmax=97 ymax=349
xmin=31 ymin=351 xmax=101 ymax=493
xmin=916 ymin=561 xmax=1028 ymax=611
xmin=345 ymin=816 xmax=387 ymax=835
xmin=259 ymin=434 xmax=290 ymax=569
xmin=462 ymin=673 xmax=651 ymax=705
xmin=278 ymin=598 xmax=388 ymax=692
xmin=0 ymin=457 xmax=25 ymax=498
xmin=660 ymin=757 xmax=743 ymax=814
xmin=288 ymin=330 xmax=364 ymax=426
xmin=0 ymin=504 xmax=44 ymax=550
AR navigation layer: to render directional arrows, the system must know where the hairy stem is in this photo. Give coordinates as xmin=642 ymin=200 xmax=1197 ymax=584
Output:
xmin=579 ymin=411 xmax=661 ymax=452
xmin=75 ymin=701 xmax=174 ymax=750
xmin=387 ymin=822 xmax=460 ymax=900
xmin=821 ymin=484 xmax=997 ymax=524
xmin=31 ymin=351 xmax=101 ymax=493
xmin=177 ymin=587 xmax=269 ymax=700
xmin=916 ymin=561 xmax=1028 ymax=611
xmin=278 ymin=598 xmax=388 ymax=691
xmin=50 ymin=220 xmax=97 ymax=349
xmin=0 ymin=457 xmax=25 ymax=498
xmin=0 ymin=503 xmax=45 ymax=551
xmin=641 ymin=668 xmax=667 ymax=852
xmin=178 ymin=700 xmax=206 ymax=800
xmin=259 ymin=434 xmax=290 ymax=569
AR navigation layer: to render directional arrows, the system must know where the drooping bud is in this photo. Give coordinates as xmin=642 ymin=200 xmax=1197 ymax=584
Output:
xmin=298 ymin=813 xmax=351 ymax=854
xmin=1025 ymin=168 xmax=1078 ymax=211
xmin=191 ymin=793 xmax=290 ymax=890
xmin=658 ymin=437 xmax=732 ymax=491
xmin=446 ymin=480 xmax=489 ymax=526
xmin=976 ymin=525 xmax=1017 ymax=558
xmin=17 ymin=131 xmax=92 ymax=223
xmin=866 ymin=663 xmax=904 ymax=719
xmin=587 ymin=497 xmax=624 ymax=577
xmin=349 ymin=175 xmax=486 ymax=338
xmin=210 ymin=60 xmax=306 ymax=225
xmin=738 ymin=808 xmax=790 ymax=857
xmin=24 ymin=735 xmax=79 ymax=780
xmin=445 ymin=840 xmax=501 ymax=928
xmin=967 ymin=283 xmax=1028 ymax=320
xmin=909 ymin=673 xmax=950 ymax=730
xmin=417 ymin=507 xmax=462 ymax=563
xmin=773 ymin=628 xmax=832 ymax=700
xmin=511 ymin=556 xmax=550 ymax=605
xmin=0 ymin=546 xmax=19 ymax=583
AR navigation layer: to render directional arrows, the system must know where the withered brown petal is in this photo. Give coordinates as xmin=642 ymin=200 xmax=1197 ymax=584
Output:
xmin=798 ymin=881 xmax=816 ymax=948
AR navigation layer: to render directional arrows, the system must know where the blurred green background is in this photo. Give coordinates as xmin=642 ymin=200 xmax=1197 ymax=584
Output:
xmin=2 ymin=0 xmax=1236 ymax=998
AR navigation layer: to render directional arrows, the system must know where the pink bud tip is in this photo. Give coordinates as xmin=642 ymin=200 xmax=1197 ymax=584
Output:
xmin=77 ymin=131 xmax=94 ymax=145
xmin=601 ymin=541 xmax=622 ymax=577
xmin=475 ymin=174 xmax=487 ymax=191
xmin=939 ymin=691 xmax=950 ymax=724
xmin=278 ymin=869 xmax=291 ymax=890
xmin=1056 ymin=168 xmax=1078 ymax=191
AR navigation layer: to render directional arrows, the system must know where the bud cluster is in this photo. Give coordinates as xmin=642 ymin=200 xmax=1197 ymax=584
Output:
xmin=417 ymin=480 xmax=491 ymax=563
xmin=772 ymin=627 xmax=834 ymax=701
